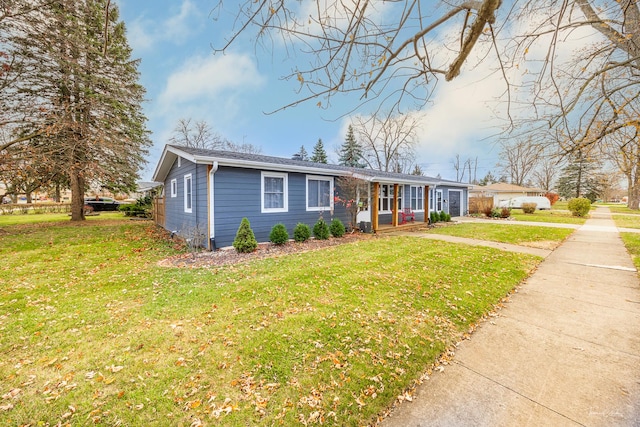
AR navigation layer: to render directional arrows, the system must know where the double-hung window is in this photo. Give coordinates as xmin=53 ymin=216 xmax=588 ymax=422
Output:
xmin=378 ymin=184 xmax=400 ymax=212
xmin=184 ymin=174 xmax=192 ymax=213
xmin=170 ymin=179 xmax=177 ymax=198
xmin=436 ymin=189 xmax=443 ymax=212
xmin=262 ymin=172 xmax=288 ymax=213
xmin=410 ymin=186 xmax=424 ymax=211
xmin=307 ymin=176 xmax=333 ymax=211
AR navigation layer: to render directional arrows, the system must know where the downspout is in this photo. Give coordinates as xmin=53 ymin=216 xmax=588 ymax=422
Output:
xmin=208 ymin=161 xmax=219 ymax=250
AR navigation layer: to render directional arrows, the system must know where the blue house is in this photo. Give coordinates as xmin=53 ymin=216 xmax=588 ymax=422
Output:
xmin=152 ymin=145 xmax=470 ymax=249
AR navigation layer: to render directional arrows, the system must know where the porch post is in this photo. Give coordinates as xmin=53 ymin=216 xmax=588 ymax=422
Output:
xmin=372 ymin=182 xmax=379 ymax=232
xmin=392 ymin=184 xmax=399 ymax=227
xmin=424 ymin=185 xmax=430 ymax=223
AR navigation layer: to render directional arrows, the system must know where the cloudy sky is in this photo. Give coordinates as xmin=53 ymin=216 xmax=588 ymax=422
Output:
xmin=116 ymin=1 xmax=512 ymax=182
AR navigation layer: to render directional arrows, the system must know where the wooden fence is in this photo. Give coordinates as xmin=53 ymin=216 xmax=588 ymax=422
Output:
xmin=468 ymin=196 xmax=493 ymax=214
xmin=153 ymin=196 xmax=165 ymax=227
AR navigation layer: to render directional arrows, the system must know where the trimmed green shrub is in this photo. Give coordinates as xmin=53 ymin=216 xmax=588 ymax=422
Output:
xmin=444 ymin=213 xmax=451 ymax=222
xmin=329 ymin=218 xmax=346 ymax=237
xmin=269 ymin=223 xmax=289 ymax=245
xmin=293 ymin=223 xmax=311 ymax=242
xmin=568 ymin=197 xmax=591 ymax=217
xmin=439 ymin=210 xmax=447 ymax=221
xmin=430 ymin=211 xmax=439 ymax=223
xmin=521 ymin=203 xmax=537 ymax=214
xmin=233 ymin=217 xmax=258 ymax=253
xmin=313 ymin=218 xmax=330 ymax=240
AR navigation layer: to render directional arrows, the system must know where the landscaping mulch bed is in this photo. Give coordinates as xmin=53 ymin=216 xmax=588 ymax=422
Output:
xmin=158 ymin=231 xmax=376 ymax=268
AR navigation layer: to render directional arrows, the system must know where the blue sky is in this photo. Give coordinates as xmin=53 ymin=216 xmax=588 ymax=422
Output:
xmin=115 ymin=1 xmax=507 ymax=182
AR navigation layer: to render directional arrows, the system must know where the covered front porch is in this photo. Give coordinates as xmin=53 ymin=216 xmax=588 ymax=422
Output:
xmin=359 ymin=181 xmax=431 ymax=233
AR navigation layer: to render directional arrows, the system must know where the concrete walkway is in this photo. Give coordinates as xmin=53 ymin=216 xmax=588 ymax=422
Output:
xmin=381 ymin=207 xmax=640 ymax=426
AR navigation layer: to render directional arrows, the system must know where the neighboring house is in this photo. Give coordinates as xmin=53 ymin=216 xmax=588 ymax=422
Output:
xmin=152 ymin=145 xmax=471 ymax=249
xmin=470 ymin=183 xmax=546 ymax=207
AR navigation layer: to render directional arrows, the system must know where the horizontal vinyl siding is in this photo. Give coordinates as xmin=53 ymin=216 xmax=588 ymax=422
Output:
xmin=164 ymin=159 xmax=197 ymax=233
xmin=213 ymin=167 xmax=349 ymax=248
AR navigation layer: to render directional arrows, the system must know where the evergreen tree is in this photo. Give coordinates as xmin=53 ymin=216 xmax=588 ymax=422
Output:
xmin=411 ymin=164 xmax=423 ymax=176
xmin=293 ymin=145 xmax=309 ymax=161
xmin=4 ymin=0 xmax=149 ymax=221
xmin=310 ymin=138 xmax=328 ymax=163
xmin=557 ymin=151 xmax=602 ymax=202
xmin=338 ymin=125 xmax=365 ymax=167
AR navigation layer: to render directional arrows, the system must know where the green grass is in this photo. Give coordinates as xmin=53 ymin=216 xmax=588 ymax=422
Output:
xmin=427 ymin=223 xmax=574 ymax=246
xmin=508 ymin=209 xmax=587 ymax=225
xmin=612 ymin=215 xmax=640 ymax=229
xmin=0 ymin=215 xmax=541 ymax=426
xmin=621 ymin=233 xmax=640 ymax=270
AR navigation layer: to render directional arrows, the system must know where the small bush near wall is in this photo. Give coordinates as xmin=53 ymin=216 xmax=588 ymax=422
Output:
xmin=439 ymin=211 xmax=447 ymax=222
xmin=500 ymin=207 xmax=511 ymax=218
xmin=568 ymin=197 xmax=591 ymax=217
xmin=430 ymin=212 xmax=438 ymax=223
xmin=233 ymin=217 xmax=258 ymax=253
xmin=294 ymin=223 xmax=311 ymax=242
xmin=313 ymin=218 xmax=330 ymax=240
xmin=329 ymin=219 xmax=345 ymax=237
xmin=521 ymin=203 xmax=537 ymax=214
xmin=269 ymin=223 xmax=289 ymax=245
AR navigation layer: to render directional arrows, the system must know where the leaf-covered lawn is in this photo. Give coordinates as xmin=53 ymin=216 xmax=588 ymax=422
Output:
xmin=426 ymin=222 xmax=574 ymax=246
xmin=0 ymin=217 xmax=540 ymax=426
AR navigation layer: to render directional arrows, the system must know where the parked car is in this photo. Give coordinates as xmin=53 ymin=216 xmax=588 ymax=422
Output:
xmin=84 ymin=197 xmax=121 ymax=211
xmin=498 ymin=196 xmax=551 ymax=210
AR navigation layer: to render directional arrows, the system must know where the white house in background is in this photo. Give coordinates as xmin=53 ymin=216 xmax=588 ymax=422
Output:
xmin=470 ymin=183 xmax=547 ymax=207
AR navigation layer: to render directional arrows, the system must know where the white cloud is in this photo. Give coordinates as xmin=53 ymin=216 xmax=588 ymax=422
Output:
xmin=126 ymin=0 xmax=201 ymax=52
xmin=158 ymin=53 xmax=265 ymax=108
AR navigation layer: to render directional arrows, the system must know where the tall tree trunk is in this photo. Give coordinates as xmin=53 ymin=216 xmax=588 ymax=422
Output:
xmin=70 ymin=170 xmax=85 ymax=221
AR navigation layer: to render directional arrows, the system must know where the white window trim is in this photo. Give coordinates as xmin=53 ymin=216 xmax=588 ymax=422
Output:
xmin=184 ymin=174 xmax=192 ymax=213
xmin=170 ymin=179 xmax=177 ymax=198
xmin=410 ymin=185 xmax=424 ymax=212
xmin=261 ymin=171 xmax=288 ymax=213
xmin=177 ymin=157 xmax=181 ymax=167
xmin=306 ymin=175 xmax=334 ymax=212
xmin=436 ymin=189 xmax=443 ymax=212
xmin=378 ymin=184 xmax=401 ymax=213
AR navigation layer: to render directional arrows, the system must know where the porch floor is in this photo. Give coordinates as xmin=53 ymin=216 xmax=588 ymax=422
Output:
xmin=375 ymin=221 xmax=430 ymax=234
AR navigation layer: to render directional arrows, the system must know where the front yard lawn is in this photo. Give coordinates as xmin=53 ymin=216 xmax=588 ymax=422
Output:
xmin=426 ymin=222 xmax=574 ymax=247
xmin=508 ymin=209 xmax=587 ymax=225
xmin=0 ymin=217 xmax=540 ymax=426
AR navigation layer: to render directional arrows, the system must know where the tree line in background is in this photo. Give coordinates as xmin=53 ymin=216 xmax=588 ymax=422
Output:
xmin=0 ymin=0 xmax=148 ymax=220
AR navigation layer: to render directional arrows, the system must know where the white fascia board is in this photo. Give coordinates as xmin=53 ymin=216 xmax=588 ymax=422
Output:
xmin=191 ymin=155 xmax=352 ymax=177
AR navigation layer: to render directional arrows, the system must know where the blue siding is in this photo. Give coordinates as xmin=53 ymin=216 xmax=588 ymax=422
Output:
xmin=164 ymin=158 xmax=209 ymax=237
xmin=212 ymin=166 xmax=349 ymax=248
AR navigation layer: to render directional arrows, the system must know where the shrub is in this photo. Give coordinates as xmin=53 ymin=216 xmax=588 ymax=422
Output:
xmin=269 ymin=223 xmax=289 ymax=245
xmin=545 ymin=192 xmax=559 ymax=206
xmin=490 ymin=208 xmax=502 ymax=218
xmin=500 ymin=207 xmax=511 ymax=218
xmin=439 ymin=210 xmax=447 ymax=222
xmin=568 ymin=197 xmax=591 ymax=217
xmin=482 ymin=205 xmax=493 ymax=217
xmin=233 ymin=217 xmax=258 ymax=253
xmin=521 ymin=203 xmax=537 ymax=214
xmin=444 ymin=213 xmax=451 ymax=222
xmin=430 ymin=211 xmax=439 ymax=223
xmin=329 ymin=218 xmax=346 ymax=237
xmin=293 ymin=223 xmax=311 ymax=242
xmin=313 ymin=218 xmax=330 ymax=240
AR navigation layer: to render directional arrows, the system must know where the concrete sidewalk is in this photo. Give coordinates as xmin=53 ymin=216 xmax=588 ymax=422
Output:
xmin=381 ymin=207 xmax=640 ymax=426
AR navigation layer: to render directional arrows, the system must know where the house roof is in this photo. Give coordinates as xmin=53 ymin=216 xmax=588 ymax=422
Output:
xmin=152 ymin=145 xmax=471 ymax=188
xmin=471 ymin=182 xmax=546 ymax=193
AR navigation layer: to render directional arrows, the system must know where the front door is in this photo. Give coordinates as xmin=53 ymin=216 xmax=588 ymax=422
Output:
xmin=449 ymin=191 xmax=461 ymax=217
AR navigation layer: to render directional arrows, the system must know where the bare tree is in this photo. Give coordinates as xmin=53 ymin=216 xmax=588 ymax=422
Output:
xmin=212 ymin=0 xmax=502 ymax=112
xmin=497 ymin=138 xmax=540 ymax=186
xmin=352 ymin=113 xmax=418 ymax=174
xmin=169 ymin=118 xmax=219 ymax=149
xmin=169 ymin=118 xmax=262 ymax=154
